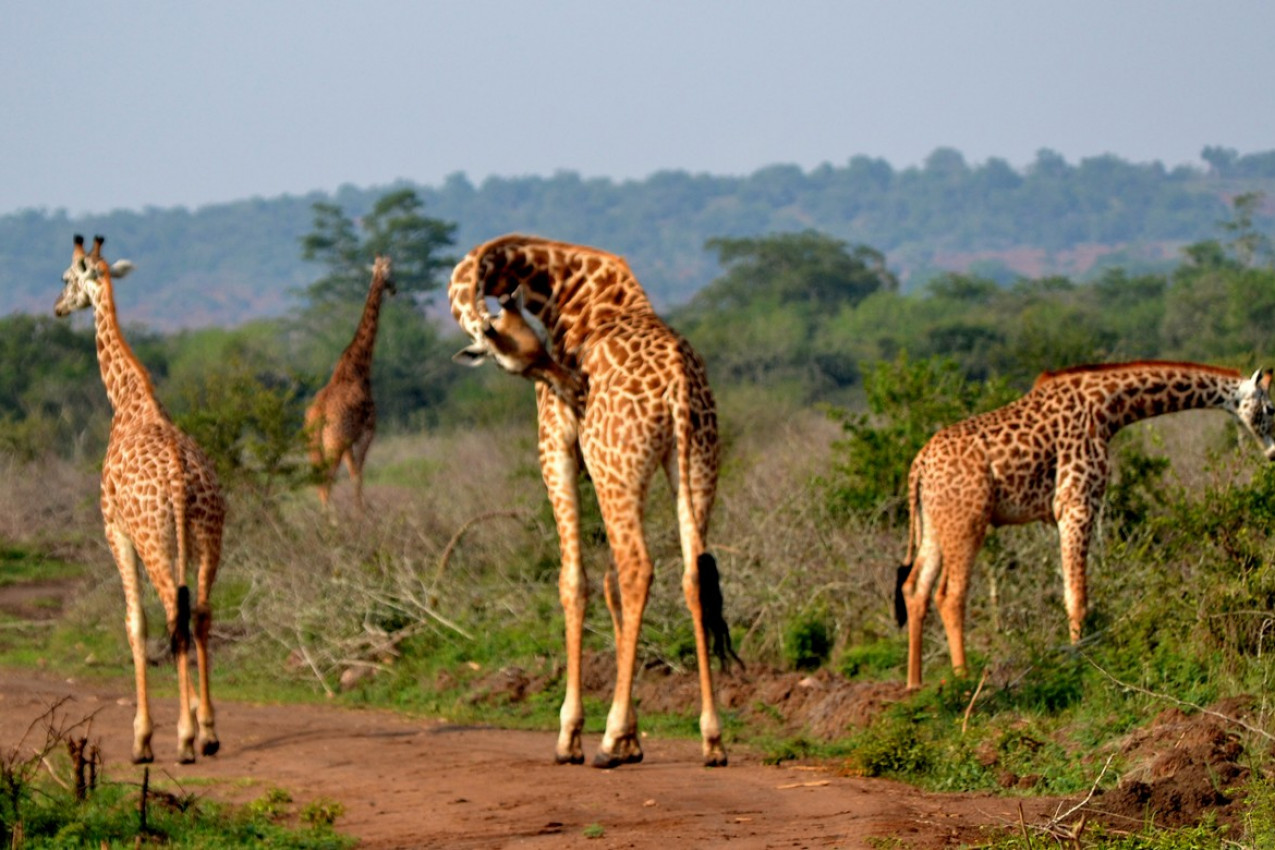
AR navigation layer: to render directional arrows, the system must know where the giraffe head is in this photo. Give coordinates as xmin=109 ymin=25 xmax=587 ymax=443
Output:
xmin=55 ymin=234 xmax=134 ymax=316
xmin=1231 ymin=368 xmax=1275 ymax=460
xmin=452 ymin=286 xmax=584 ymax=409
xmin=371 ymin=255 xmax=397 ymax=297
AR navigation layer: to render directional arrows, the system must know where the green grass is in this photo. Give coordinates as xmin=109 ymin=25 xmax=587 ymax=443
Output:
xmin=0 ymin=544 xmax=85 ymax=586
xmin=2 ymin=775 xmax=355 ymax=849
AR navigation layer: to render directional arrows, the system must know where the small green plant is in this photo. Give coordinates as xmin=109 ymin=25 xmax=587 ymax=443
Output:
xmin=837 ymin=640 xmax=905 ymax=679
xmin=245 ymin=786 xmax=294 ymax=822
xmin=582 ymin=822 xmax=606 ymax=839
xmin=783 ymin=610 xmax=832 ymax=671
xmin=301 ymin=797 xmax=346 ymax=829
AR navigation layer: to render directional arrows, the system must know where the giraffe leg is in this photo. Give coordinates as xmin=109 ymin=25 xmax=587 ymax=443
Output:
xmin=1056 ymin=505 xmax=1095 ymax=644
xmin=108 ymin=528 xmax=153 ymax=764
xmin=167 ymin=586 xmax=198 ymax=764
xmin=194 ymin=541 xmax=220 ymax=756
xmin=539 ymin=400 xmax=586 ymax=765
xmin=593 ymin=495 xmax=651 ymax=769
xmin=666 ymin=449 xmax=726 ymax=766
xmin=933 ymin=541 xmax=980 ymax=681
xmin=348 ymin=430 xmax=374 ymax=512
xmin=681 ymin=554 xmax=726 ymax=766
xmin=900 ymin=529 xmax=942 ymax=690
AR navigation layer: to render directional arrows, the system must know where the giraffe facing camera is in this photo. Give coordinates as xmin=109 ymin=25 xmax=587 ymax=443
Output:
xmin=55 ymin=234 xmax=226 ymax=764
xmin=897 ymin=360 xmax=1275 ymax=690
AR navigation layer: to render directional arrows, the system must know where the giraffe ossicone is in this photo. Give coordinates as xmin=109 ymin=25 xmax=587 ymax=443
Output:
xmin=55 ymin=234 xmax=226 ymax=765
xmin=896 ymin=360 xmax=1275 ymax=690
xmin=449 ymin=234 xmax=738 ymax=768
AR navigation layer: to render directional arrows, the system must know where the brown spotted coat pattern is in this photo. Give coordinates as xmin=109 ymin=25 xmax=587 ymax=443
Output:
xmin=448 ymin=234 xmax=727 ymax=768
xmin=54 ymin=235 xmax=226 ymax=764
xmin=305 ymin=256 xmax=394 ymax=511
xmin=898 ymin=360 xmax=1275 ymax=689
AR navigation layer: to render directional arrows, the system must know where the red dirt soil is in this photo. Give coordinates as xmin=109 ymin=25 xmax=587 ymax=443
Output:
xmin=0 ymin=667 xmax=1081 ymax=849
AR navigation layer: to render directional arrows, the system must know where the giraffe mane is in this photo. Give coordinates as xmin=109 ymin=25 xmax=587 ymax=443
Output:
xmin=1032 ymin=360 xmax=1242 ymax=389
xmin=452 ymin=233 xmax=636 ymax=332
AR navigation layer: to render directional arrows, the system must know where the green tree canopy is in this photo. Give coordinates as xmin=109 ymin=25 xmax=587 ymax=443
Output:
xmin=300 ymin=188 xmax=456 ymax=306
xmin=693 ymin=230 xmax=898 ymax=313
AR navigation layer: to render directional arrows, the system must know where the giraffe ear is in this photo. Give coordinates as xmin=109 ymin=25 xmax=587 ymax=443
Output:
xmin=109 ymin=260 xmax=135 ymax=280
xmin=1259 ymin=368 xmax=1274 ymax=392
xmin=452 ymin=343 xmax=489 ymax=367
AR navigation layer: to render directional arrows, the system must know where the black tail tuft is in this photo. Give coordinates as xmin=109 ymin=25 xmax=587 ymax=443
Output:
xmin=698 ymin=553 xmax=744 ymax=672
xmin=894 ymin=564 xmax=911 ymax=628
xmin=172 ymin=586 xmax=192 ymax=657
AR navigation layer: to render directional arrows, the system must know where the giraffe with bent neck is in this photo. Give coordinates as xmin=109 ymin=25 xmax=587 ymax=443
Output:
xmin=897 ymin=360 xmax=1275 ymax=689
xmin=306 ymin=256 xmax=395 ymax=510
xmin=55 ymin=235 xmax=226 ymax=763
xmin=450 ymin=234 xmax=737 ymax=768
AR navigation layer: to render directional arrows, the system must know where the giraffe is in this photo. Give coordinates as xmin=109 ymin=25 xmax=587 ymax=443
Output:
xmin=55 ymin=235 xmax=226 ymax=763
xmin=305 ymin=256 xmax=396 ymax=511
xmin=449 ymin=234 xmax=738 ymax=768
xmin=896 ymin=360 xmax=1275 ymax=689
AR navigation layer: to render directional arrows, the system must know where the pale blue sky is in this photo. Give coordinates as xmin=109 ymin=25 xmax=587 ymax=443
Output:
xmin=5 ymin=1 xmax=1274 ymax=216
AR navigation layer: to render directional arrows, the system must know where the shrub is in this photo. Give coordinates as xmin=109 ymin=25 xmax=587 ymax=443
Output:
xmin=821 ymin=353 xmax=1017 ymax=521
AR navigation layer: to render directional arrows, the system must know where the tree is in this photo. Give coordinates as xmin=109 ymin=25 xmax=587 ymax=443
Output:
xmin=300 ymin=188 xmax=456 ymax=307
xmin=297 ymin=189 xmax=461 ymax=429
xmin=695 ymin=230 xmax=897 ymax=313
xmin=1218 ymin=191 xmax=1273 ymax=268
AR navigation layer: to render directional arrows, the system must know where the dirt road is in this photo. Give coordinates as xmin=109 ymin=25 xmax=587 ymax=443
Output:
xmin=0 ymin=668 xmax=1077 ymax=849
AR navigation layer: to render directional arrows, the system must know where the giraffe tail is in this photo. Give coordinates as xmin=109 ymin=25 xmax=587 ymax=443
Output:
xmin=698 ymin=553 xmax=743 ymax=672
xmin=172 ymin=585 xmax=192 ymax=657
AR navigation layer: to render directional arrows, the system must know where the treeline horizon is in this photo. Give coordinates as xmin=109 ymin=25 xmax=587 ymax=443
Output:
xmin=2 ymin=145 xmax=1274 ymax=331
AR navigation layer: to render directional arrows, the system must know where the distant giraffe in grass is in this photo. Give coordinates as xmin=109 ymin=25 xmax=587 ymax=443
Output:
xmin=896 ymin=360 xmax=1275 ymax=689
xmin=450 ymin=234 xmax=738 ymax=768
xmin=55 ymin=235 xmax=226 ymax=764
xmin=305 ymin=256 xmax=396 ymax=511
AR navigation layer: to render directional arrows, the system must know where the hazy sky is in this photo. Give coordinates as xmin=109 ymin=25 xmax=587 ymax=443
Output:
xmin=6 ymin=1 xmax=1274 ymax=217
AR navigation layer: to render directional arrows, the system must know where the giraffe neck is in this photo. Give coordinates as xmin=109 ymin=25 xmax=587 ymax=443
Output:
xmin=459 ymin=236 xmax=655 ymax=370
xmin=91 ymin=277 xmax=165 ymax=425
xmin=335 ymin=272 xmax=390 ymax=380
xmin=1047 ymin=361 xmax=1241 ymax=437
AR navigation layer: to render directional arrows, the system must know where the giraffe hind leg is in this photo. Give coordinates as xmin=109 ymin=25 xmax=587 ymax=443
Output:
xmin=110 ymin=528 xmax=154 ymax=764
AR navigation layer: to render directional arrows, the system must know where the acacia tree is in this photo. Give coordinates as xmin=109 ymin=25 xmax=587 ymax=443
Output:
xmin=301 ymin=188 xmax=457 ymax=307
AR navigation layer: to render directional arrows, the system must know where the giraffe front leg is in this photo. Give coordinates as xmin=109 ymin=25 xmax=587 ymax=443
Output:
xmin=1056 ymin=506 xmax=1095 ymax=645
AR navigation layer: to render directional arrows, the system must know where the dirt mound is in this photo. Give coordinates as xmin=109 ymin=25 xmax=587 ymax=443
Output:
xmin=469 ymin=653 xmax=909 ymax=740
xmin=1090 ymin=697 xmax=1254 ymax=830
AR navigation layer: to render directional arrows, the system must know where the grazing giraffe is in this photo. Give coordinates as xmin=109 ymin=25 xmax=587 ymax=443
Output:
xmin=305 ymin=256 xmax=396 ymax=511
xmin=897 ymin=360 xmax=1275 ymax=689
xmin=55 ymin=235 xmax=226 ymax=763
xmin=450 ymin=234 xmax=738 ymax=768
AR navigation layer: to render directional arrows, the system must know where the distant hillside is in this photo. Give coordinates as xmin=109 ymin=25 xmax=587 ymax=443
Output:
xmin=3 ymin=146 xmax=1273 ymax=331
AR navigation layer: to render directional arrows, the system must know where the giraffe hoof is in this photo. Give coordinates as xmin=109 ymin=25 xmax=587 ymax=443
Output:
xmin=201 ymin=738 xmax=220 ymax=757
xmin=591 ymin=749 xmax=643 ymax=769
xmin=131 ymin=752 xmax=154 ymax=766
xmin=704 ymin=752 xmax=728 ymax=768
xmin=555 ymin=752 xmax=584 ymax=766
